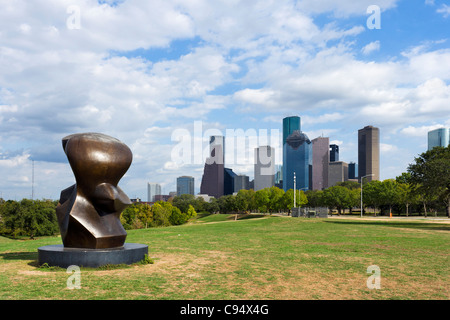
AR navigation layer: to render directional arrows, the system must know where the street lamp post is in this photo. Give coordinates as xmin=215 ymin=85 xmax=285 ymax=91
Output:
xmin=293 ymin=172 xmax=296 ymax=208
xmin=360 ymin=174 xmax=374 ymax=218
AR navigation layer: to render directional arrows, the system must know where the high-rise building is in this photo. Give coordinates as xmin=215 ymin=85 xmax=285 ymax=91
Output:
xmin=200 ymin=135 xmax=225 ymax=198
xmin=283 ymin=116 xmax=301 ymax=146
xmin=234 ymin=175 xmax=250 ymax=192
xmin=147 ymin=183 xmax=161 ymax=202
xmin=348 ymin=162 xmax=358 ymax=180
xmin=283 ymin=130 xmax=312 ymax=191
xmin=176 ymin=176 xmax=194 ymax=196
xmin=209 ymin=135 xmax=225 ymax=164
xmin=312 ymin=137 xmax=329 ymax=190
xmin=224 ymin=168 xmax=237 ymax=195
xmin=328 ymin=161 xmax=349 ymax=187
xmin=330 ymin=144 xmax=339 ymax=162
xmin=428 ymin=128 xmax=450 ymax=150
xmin=254 ymin=146 xmax=275 ymax=191
xmin=358 ymin=125 xmax=380 ymax=182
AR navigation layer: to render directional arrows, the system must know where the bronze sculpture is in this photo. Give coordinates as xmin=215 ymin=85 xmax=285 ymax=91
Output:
xmin=56 ymin=133 xmax=132 ymax=249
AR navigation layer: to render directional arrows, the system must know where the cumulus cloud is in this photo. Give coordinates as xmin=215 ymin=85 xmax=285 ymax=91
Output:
xmin=362 ymin=41 xmax=380 ymax=55
xmin=437 ymin=4 xmax=450 ymax=18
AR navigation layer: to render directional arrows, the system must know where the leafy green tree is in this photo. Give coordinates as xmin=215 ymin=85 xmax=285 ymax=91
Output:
xmin=363 ymin=180 xmax=383 ymax=216
xmin=235 ymin=190 xmax=249 ymax=213
xmin=379 ymin=179 xmax=400 ymax=215
xmin=217 ymin=195 xmax=237 ymax=214
xmin=172 ymin=194 xmax=196 ymax=213
xmin=305 ymin=190 xmax=325 ymax=208
xmin=0 ymin=199 xmax=58 ymax=239
xmin=267 ymin=186 xmax=284 ymax=213
xmin=283 ymin=189 xmax=308 ymax=213
xmin=395 ymin=176 xmax=418 ymax=217
xmin=408 ymin=146 xmax=450 ymax=217
xmin=255 ymin=188 xmax=270 ymax=213
xmin=323 ymin=186 xmax=351 ymax=215
xmin=151 ymin=202 xmax=172 ymax=227
xmin=204 ymin=198 xmax=220 ymax=214
xmin=186 ymin=204 xmax=197 ymax=219
xmin=169 ymin=205 xmax=187 ymax=225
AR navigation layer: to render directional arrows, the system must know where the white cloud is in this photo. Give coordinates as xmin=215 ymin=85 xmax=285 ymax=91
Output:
xmin=297 ymin=0 xmax=399 ymax=17
xmin=437 ymin=4 xmax=450 ymax=18
xmin=400 ymin=124 xmax=448 ymax=137
xmin=361 ymin=41 xmax=380 ymax=55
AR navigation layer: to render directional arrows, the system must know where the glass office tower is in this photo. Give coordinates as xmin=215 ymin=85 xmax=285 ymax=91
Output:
xmin=428 ymin=128 xmax=450 ymax=151
xmin=283 ymin=130 xmax=312 ymax=191
xmin=176 ymin=176 xmax=195 ymax=196
xmin=283 ymin=116 xmax=301 ymax=145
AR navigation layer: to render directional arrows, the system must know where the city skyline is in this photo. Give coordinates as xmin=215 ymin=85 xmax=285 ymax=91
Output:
xmin=0 ymin=1 xmax=449 ymax=200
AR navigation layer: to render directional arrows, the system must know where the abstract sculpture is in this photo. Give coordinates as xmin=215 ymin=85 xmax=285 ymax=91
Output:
xmin=56 ymin=133 xmax=132 ymax=249
xmin=38 ymin=133 xmax=148 ymax=268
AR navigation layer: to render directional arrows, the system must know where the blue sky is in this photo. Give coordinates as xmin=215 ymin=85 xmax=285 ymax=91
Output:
xmin=0 ymin=0 xmax=449 ymax=200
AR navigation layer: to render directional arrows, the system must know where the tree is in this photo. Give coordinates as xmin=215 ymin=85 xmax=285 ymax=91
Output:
xmin=283 ymin=189 xmax=308 ymax=213
xmin=0 ymin=199 xmax=58 ymax=239
xmin=323 ymin=186 xmax=351 ymax=215
xmin=267 ymin=186 xmax=284 ymax=213
xmin=255 ymin=188 xmax=270 ymax=213
xmin=363 ymin=180 xmax=383 ymax=216
xmin=379 ymin=179 xmax=400 ymax=215
xmin=204 ymin=198 xmax=220 ymax=214
xmin=151 ymin=202 xmax=172 ymax=227
xmin=408 ymin=146 xmax=450 ymax=217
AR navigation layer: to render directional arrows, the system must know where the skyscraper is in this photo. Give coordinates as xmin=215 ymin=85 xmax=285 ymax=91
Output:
xmin=283 ymin=130 xmax=312 ymax=191
xmin=200 ymin=135 xmax=225 ymax=198
xmin=312 ymin=137 xmax=329 ymax=190
xmin=234 ymin=175 xmax=250 ymax=192
xmin=283 ymin=116 xmax=301 ymax=146
xmin=328 ymin=161 xmax=349 ymax=187
xmin=358 ymin=125 xmax=380 ymax=182
xmin=176 ymin=176 xmax=194 ymax=196
xmin=348 ymin=162 xmax=358 ymax=180
xmin=147 ymin=183 xmax=161 ymax=202
xmin=224 ymin=168 xmax=237 ymax=195
xmin=330 ymin=144 xmax=339 ymax=162
xmin=254 ymin=146 xmax=275 ymax=191
xmin=428 ymin=128 xmax=450 ymax=150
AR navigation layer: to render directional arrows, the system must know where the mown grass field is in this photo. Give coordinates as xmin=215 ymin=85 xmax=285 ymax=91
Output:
xmin=0 ymin=214 xmax=448 ymax=300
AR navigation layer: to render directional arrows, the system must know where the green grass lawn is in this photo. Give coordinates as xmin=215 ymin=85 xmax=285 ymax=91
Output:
xmin=0 ymin=215 xmax=448 ymax=300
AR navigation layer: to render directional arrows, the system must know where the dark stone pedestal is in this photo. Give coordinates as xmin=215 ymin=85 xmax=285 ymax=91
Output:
xmin=38 ymin=243 xmax=148 ymax=268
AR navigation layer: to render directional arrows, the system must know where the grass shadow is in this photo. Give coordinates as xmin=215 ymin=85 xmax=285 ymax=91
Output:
xmin=0 ymin=251 xmax=39 ymax=267
xmin=323 ymin=220 xmax=450 ymax=232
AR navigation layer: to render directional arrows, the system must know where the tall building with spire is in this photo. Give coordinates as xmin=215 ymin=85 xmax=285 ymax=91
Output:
xmin=200 ymin=135 xmax=225 ymax=198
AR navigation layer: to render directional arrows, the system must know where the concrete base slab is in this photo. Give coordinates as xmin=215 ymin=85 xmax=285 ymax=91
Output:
xmin=38 ymin=243 xmax=148 ymax=268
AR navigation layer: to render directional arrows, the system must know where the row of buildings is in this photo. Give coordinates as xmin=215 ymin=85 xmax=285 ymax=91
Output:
xmin=143 ymin=124 xmax=449 ymax=203
xmin=198 ymin=116 xmax=380 ymax=199
xmin=147 ymin=176 xmax=195 ymax=202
